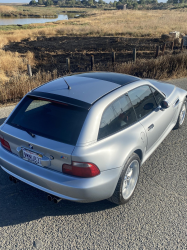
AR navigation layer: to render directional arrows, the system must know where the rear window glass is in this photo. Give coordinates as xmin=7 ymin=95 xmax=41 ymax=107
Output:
xmin=7 ymin=96 xmax=88 ymax=146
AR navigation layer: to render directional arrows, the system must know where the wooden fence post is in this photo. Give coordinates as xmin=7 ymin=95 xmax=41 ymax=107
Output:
xmin=181 ymin=39 xmax=183 ymax=51
xmin=27 ymin=64 xmax=32 ymax=77
xmin=66 ymin=58 xmax=70 ymax=72
xmin=91 ymin=55 xmax=94 ymax=71
xmin=171 ymin=41 xmax=174 ymax=51
xmin=162 ymin=43 xmax=166 ymax=54
xmin=112 ymin=52 xmax=115 ymax=65
xmin=133 ymin=48 xmax=136 ymax=62
xmin=155 ymin=46 xmax=160 ymax=58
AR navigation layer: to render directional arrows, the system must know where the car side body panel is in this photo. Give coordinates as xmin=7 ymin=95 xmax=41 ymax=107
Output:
xmin=72 ymin=121 xmax=147 ymax=172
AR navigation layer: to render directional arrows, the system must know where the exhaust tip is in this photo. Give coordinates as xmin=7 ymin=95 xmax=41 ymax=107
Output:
xmin=53 ymin=197 xmax=62 ymax=204
xmin=53 ymin=198 xmax=58 ymax=204
xmin=9 ymin=176 xmax=13 ymax=181
xmin=47 ymin=195 xmax=54 ymax=201
xmin=13 ymin=178 xmax=18 ymax=183
xmin=9 ymin=176 xmax=19 ymax=183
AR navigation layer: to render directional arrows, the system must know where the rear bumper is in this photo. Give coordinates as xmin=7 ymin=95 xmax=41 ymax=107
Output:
xmin=0 ymin=145 xmax=121 ymax=203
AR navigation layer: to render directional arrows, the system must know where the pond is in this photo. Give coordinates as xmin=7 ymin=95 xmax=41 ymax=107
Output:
xmin=0 ymin=14 xmax=78 ymax=26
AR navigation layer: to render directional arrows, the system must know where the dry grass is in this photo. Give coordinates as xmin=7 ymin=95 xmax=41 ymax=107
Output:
xmin=0 ymin=50 xmax=35 ymax=81
xmin=96 ymin=52 xmax=187 ymax=79
xmin=0 ymin=6 xmax=16 ymax=13
xmin=54 ymin=9 xmax=187 ymax=37
xmin=1 ymin=9 xmax=187 ymax=45
xmin=1 ymin=52 xmax=187 ymax=105
xmin=1 ymin=8 xmax=187 ymax=104
xmin=0 ymin=70 xmax=57 ymax=104
xmin=1 ymin=8 xmax=187 ymax=79
xmin=1 ymin=9 xmax=187 ymax=39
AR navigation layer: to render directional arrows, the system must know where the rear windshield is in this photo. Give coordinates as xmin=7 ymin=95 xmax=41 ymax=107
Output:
xmin=7 ymin=96 xmax=88 ymax=146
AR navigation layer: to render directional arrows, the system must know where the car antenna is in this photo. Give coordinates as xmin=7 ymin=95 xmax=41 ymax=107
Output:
xmin=63 ymin=77 xmax=71 ymax=90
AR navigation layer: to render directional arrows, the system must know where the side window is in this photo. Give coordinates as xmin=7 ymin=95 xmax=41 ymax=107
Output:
xmin=98 ymin=94 xmax=137 ymax=140
xmin=128 ymin=85 xmax=157 ymax=120
xmin=150 ymin=87 xmax=165 ymax=106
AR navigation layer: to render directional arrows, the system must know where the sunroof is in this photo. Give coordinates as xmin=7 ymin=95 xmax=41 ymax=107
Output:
xmin=76 ymin=72 xmax=140 ymax=86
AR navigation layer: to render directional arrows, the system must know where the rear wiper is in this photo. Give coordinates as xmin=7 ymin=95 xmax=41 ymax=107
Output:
xmin=12 ymin=123 xmax=35 ymax=138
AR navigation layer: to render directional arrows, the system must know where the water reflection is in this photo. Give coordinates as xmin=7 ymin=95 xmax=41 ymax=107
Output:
xmin=0 ymin=14 xmax=77 ymax=26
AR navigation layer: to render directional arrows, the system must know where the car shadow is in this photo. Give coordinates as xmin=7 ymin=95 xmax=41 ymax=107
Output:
xmin=0 ymin=168 xmax=117 ymax=227
xmin=0 ymin=116 xmax=116 ymax=226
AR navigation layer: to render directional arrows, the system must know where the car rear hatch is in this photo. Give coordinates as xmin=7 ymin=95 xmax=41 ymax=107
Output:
xmin=0 ymin=95 xmax=88 ymax=172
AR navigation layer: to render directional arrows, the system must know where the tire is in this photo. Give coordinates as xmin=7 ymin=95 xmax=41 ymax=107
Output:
xmin=108 ymin=153 xmax=140 ymax=205
xmin=174 ymin=99 xmax=187 ymax=129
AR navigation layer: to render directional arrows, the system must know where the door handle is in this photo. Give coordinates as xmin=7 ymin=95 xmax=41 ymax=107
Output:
xmin=173 ymin=98 xmax=179 ymax=107
xmin=148 ymin=124 xmax=154 ymax=131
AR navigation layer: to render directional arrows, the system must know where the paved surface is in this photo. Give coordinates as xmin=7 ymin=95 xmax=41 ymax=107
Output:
xmin=1 ymin=78 xmax=187 ymax=249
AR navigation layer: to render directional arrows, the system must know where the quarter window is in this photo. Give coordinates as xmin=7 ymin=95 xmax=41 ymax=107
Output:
xmin=98 ymin=94 xmax=137 ymax=140
xmin=128 ymin=85 xmax=157 ymax=120
xmin=150 ymin=87 xmax=165 ymax=106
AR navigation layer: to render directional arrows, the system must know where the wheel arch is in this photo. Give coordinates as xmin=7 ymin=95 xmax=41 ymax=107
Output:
xmin=134 ymin=149 xmax=143 ymax=163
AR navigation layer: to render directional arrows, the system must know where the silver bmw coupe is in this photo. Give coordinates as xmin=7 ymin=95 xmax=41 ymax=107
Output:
xmin=0 ymin=72 xmax=186 ymax=205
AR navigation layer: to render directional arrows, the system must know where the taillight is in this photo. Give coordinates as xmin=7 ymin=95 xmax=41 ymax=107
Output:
xmin=62 ymin=162 xmax=100 ymax=178
xmin=0 ymin=135 xmax=11 ymax=152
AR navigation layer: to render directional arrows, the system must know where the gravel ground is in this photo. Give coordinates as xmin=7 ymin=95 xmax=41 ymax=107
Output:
xmin=1 ymin=78 xmax=187 ymax=249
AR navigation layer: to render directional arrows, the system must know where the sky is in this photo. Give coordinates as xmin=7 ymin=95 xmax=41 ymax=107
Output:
xmin=0 ymin=0 xmax=30 ymax=2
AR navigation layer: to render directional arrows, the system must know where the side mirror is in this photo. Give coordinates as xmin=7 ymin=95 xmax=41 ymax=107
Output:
xmin=144 ymin=103 xmax=154 ymax=110
xmin=161 ymin=100 xmax=169 ymax=109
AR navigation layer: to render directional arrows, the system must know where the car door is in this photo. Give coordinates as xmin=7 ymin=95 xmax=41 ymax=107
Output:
xmin=128 ymin=85 xmax=174 ymax=152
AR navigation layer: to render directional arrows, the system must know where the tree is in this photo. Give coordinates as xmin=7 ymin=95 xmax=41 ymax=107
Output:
xmin=45 ymin=0 xmax=53 ymax=5
xmin=133 ymin=1 xmax=138 ymax=8
xmin=76 ymin=0 xmax=82 ymax=5
xmin=113 ymin=0 xmax=117 ymax=7
xmin=88 ymin=0 xmax=93 ymax=5
xmin=116 ymin=1 xmax=122 ymax=5
xmin=81 ymin=0 xmax=88 ymax=4
xmin=29 ymin=0 xmax=37 ymax=5
xmin=38 ymin=0 xmax=44 ymax=4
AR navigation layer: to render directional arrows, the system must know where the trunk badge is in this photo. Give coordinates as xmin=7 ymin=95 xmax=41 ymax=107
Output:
xmin=29 ymin=144 xmax=33 ymax=149
xmin=50 ymin=155 xmax=54 ymax=160
xmin=61 ymin=156 xmax=67 ymax=159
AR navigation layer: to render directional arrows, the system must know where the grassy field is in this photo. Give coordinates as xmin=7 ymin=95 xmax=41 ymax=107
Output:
xmin=0 ymin=5 xmax=91 ymax=18
xmin=1 ymin=9 xmax=187 ymax=35
xmin=1 ymin=7 xmax=187 ymax=104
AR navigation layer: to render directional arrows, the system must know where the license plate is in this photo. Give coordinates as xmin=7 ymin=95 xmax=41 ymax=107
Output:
xmin=22 ymin=149 xmax=42 ymax=166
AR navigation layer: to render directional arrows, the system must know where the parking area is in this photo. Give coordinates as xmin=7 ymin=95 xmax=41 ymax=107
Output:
xmin=0 ymin=78 xmax=187 ymax=249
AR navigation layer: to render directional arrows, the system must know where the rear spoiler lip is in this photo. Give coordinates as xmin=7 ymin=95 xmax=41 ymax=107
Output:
xmin=29 ymin=91 xmax=91 ymax=110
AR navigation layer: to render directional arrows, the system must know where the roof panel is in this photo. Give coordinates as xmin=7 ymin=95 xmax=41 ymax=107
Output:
xmin=76 ymin=72 xmax=140 ymax=85
xmin=31 ymin=73 xmax=139 ymax=109
xmin=33 ymin=75 xmax=120 ymax=105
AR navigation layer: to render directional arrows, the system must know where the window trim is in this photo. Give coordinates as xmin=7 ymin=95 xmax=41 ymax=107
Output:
xmin=97 ymin=92 xmax=138 ymax=141
xmin=149 ymin=86 xmax=166 ymax=107
xmin=97 ymin=84 xmax=166 ymax=141
xmin=127 ymin=84 xmax=161 ymax=122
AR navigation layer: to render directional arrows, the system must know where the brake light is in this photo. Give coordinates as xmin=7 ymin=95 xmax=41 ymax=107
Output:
xmin=62 ymin=162 xmax=100 ymax=178
xmin=0 ymin=135 xmax=11 ymax=152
